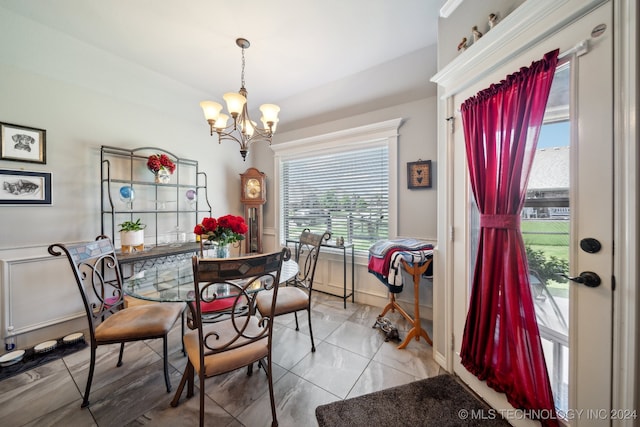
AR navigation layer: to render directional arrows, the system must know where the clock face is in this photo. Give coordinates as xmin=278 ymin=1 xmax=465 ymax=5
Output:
xmin=246 ymin=178 xmax=261 ymax=198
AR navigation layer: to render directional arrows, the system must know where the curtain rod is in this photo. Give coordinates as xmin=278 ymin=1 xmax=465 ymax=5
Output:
xmin=559 ymin=39 xmax=589 ymax=59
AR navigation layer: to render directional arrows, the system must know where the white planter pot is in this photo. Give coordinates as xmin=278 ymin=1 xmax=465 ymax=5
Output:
xmin=120 ymin=230 xmax=144 ymax=253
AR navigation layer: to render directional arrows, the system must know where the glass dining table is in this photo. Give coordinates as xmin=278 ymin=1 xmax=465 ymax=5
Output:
xmin=122 ymin=257 xmax=299 ymax=304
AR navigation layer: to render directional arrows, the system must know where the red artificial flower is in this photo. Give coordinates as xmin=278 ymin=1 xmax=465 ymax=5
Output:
xmin=147 ymin=154 xmax=176 ymax=174
xmin=195 ymin=215 xmax=247 ymax=244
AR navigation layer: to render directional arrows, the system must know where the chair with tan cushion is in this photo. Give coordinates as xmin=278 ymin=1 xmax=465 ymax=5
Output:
xmin=255 ymin=229 xmax=330 ymax=352
xmin=171 ymin=249 xmax=289 ymax=427
xmin=48 ymin=236 xmax=185 ymax=408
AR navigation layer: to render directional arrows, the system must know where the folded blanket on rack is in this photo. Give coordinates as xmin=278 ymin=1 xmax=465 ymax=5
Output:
xmin=368 ymin=239 xmax=434 ymax=293
xmin=368 ymin=238 xmax=433 ymax=259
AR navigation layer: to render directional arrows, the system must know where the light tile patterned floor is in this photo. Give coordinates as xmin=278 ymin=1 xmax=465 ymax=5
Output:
xmin=0 ymin=294 xmax=443 ymax=427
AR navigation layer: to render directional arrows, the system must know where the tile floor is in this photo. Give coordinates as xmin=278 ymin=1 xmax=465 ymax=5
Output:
xmin=0 ymin=294 xmax=444 ymax=427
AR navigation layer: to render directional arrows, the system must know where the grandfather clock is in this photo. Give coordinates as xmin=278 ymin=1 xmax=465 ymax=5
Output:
xmin=240 ymin=167 xmax=266 ymax=254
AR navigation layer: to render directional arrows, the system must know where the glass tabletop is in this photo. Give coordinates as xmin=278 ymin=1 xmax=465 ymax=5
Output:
xmin=123 ymin=258 xmax=298 ymax=303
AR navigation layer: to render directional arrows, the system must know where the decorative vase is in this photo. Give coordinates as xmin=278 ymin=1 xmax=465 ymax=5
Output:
xmin=154 ymin=168 xmax=170 ymax=184
xmin=120 ymin=230 xmax=144 ymax=253
xmin=214 ymin=243 xmax=230 ymax=258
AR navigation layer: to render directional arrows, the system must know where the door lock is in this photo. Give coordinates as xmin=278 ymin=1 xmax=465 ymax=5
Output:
xmin=580 ymin=238 xmax=602 ymax=254
xmin=561 ymin=271 xmax=601 ymax=288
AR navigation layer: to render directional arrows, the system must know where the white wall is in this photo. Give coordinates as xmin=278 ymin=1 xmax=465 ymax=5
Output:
xmin=0 ymin=7 xmax=250 ymax=248
xmin=0 ymin=7 xmax=248 ymax=348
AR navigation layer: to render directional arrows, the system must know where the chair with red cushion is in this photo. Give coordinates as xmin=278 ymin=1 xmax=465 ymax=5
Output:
xmin=171 ymin=249 xmax=289 ymax=427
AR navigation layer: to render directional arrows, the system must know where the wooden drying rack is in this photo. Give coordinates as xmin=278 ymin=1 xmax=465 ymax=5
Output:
xmin=378 ymin=257 xmax=433 ymax=349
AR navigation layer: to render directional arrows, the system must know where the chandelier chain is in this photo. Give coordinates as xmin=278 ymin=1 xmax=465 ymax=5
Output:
xmin=241 ymin=46 xmax=246 ymax=89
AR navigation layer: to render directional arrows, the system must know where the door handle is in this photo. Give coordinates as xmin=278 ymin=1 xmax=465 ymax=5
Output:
xmin=560 ymin=271 xmax=601 ymax=288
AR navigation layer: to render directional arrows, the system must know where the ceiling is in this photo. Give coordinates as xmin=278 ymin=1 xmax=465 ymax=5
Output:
xmin=0 ymin=0 xmax=446 ymax=131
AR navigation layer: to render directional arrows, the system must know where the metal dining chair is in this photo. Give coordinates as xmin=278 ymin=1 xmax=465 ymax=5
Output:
xmin=171 ymin=249 xmax=289 ymax=427
xmin=255 ymin=229 xmax=330 ymax=352
xmin=48 ymin=236 xmax=185 ymax=408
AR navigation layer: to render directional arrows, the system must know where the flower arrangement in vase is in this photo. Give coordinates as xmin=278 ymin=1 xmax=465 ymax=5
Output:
xmin=194 ymin=215 xmax=248 ymax=258
xmin=147 ymin=153 xmax=176 ymax=184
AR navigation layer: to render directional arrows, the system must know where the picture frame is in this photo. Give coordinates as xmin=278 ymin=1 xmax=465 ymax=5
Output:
xmin=0 ymin=122 xmax=46 ymax=164
xmin=407 ymin=160 xmax=432 ymax=189
xmin=0 ymin=169 xmax=52 ymax=205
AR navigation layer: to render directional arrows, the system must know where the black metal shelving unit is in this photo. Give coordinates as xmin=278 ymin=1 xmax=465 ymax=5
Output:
xmin=100 ymin=145 xmax=212 ymax=269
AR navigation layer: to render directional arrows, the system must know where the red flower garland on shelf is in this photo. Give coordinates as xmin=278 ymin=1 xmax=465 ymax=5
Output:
xmin=194 ymin=215 xmax=248 ymax=245
xmin=147 ymin=154 xmax=176 ymax=174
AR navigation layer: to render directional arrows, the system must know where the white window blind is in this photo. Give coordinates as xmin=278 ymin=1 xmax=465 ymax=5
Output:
xmin=274 ymin=118 xmax=402 ymax=254
xmin=280 ymin=145 xmax=389 ymax=253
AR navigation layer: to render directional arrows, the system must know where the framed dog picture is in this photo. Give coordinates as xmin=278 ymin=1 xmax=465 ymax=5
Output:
xmin=0 ymin=122 xmax=46 ymax=164
xmin=407 ymin=160 xmax=432 ymax=189
xmin=0 ymin=169 xmax=52 ymax=205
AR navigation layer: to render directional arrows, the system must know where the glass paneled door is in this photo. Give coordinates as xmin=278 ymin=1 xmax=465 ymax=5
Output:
xmin=526 ymin=3 xmax=613 ymax=418
xmin=452 ymin=2 xmax=613 ymax=424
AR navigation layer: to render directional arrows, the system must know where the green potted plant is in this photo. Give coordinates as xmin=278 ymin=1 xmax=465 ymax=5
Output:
xmin=118 ymin=218 xmax=146 ymax=253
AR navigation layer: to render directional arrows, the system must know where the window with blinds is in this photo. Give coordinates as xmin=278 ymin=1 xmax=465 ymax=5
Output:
xmin=279 ymin=145 xmax=389 ymax=253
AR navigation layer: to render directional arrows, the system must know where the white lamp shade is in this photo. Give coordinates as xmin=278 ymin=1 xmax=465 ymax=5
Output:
xmin=243 ymin=120 xmax=256 ymax=137
xmin=223 ymin=92 xmax=247 ymax=115
xmin=259 ymin=104 xmax=280 ymax=123
xmin=200 ymin=101 xmax=223 ymax=121
xmin=214 ymin=114 xmax=229 ymax=130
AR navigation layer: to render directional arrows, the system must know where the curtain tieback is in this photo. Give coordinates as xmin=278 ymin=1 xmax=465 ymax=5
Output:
xmin=480 ymin=214 xmax=520 ymax=229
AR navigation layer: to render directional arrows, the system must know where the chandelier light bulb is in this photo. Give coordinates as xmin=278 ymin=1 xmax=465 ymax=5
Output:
xmin=243 ymin=120 xmax=257 ymax=137
xmin=261 ymin=117 xmax=279 ymax=133
xmin=223 ymin=92 xmax=247 ymax=117
xmin=214 ymin=114 xmax=229 ymax=131
xmin=200 ymin=101 xmax=222 ymax=121
xmin=259 ymin=104 xmax=280 ymax=124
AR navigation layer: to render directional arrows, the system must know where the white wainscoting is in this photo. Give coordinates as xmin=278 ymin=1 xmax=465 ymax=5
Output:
xmin=0 ymin=245 xmax=85 ymax=349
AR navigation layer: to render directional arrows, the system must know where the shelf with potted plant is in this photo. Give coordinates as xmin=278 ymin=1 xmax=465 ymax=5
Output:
xmin=100 ymin=145 xmax=212 ymax=266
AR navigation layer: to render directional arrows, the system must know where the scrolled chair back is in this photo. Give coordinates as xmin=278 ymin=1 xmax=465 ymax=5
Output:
xmin=293 ymin=229 xmax=331 ymax=289
xmin=190 ymin=248 xmax=290 ymax=355
xmin=48 ymin=236 xmax=124 ymax=333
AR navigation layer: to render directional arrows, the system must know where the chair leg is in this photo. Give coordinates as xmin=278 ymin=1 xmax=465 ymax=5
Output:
xmin=116 ymin=342 xmax=125 ymax=367
xmin=163 ymin=335 xmax=172 ymax=392
xmin=171 ymin=360 xmax=192 ymax=407
xmin=81 ymin=345 xmax=97 ymax=408
xmin=267 ymin=354 xmax=278 ymax=427
xmin=187 ymin=362 xmax=194 ymax=398
xmin=181 ymin=310 xmax=186 ymax=356
xmin=307 ymin=309 xmax=316 ymax=352
xmin=199 ymin=372 xmax=205 ymax=427
xmin=257 ymin=358 xmax=267 ymax=376
xmin=294 ymin=311 xmax=299 ymax=331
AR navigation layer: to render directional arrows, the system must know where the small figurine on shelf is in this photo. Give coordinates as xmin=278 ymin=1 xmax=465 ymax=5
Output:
xmin=472 ymin=26 xmax=483 ymax=42
xmin=457 ymin=37 xmax=468 ymax=52
xmin=488 ymin=13 xmax=499 ymax=30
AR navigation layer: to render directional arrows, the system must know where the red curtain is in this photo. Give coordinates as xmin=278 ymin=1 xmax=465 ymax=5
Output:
xmin=460 ymin=49 xmax=559 ymax=426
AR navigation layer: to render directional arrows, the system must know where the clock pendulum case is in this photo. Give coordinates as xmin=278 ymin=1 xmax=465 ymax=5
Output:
xmin=240 ymin=167 xmax=266 ymax=253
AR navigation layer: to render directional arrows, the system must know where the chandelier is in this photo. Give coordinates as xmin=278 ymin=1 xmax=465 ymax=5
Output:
xmin=200 ymin=38 xmax=280 ymax=161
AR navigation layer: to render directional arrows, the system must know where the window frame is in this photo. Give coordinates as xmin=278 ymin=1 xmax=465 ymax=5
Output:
xmin=272 ymin=118 xmax=403 ymax=257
